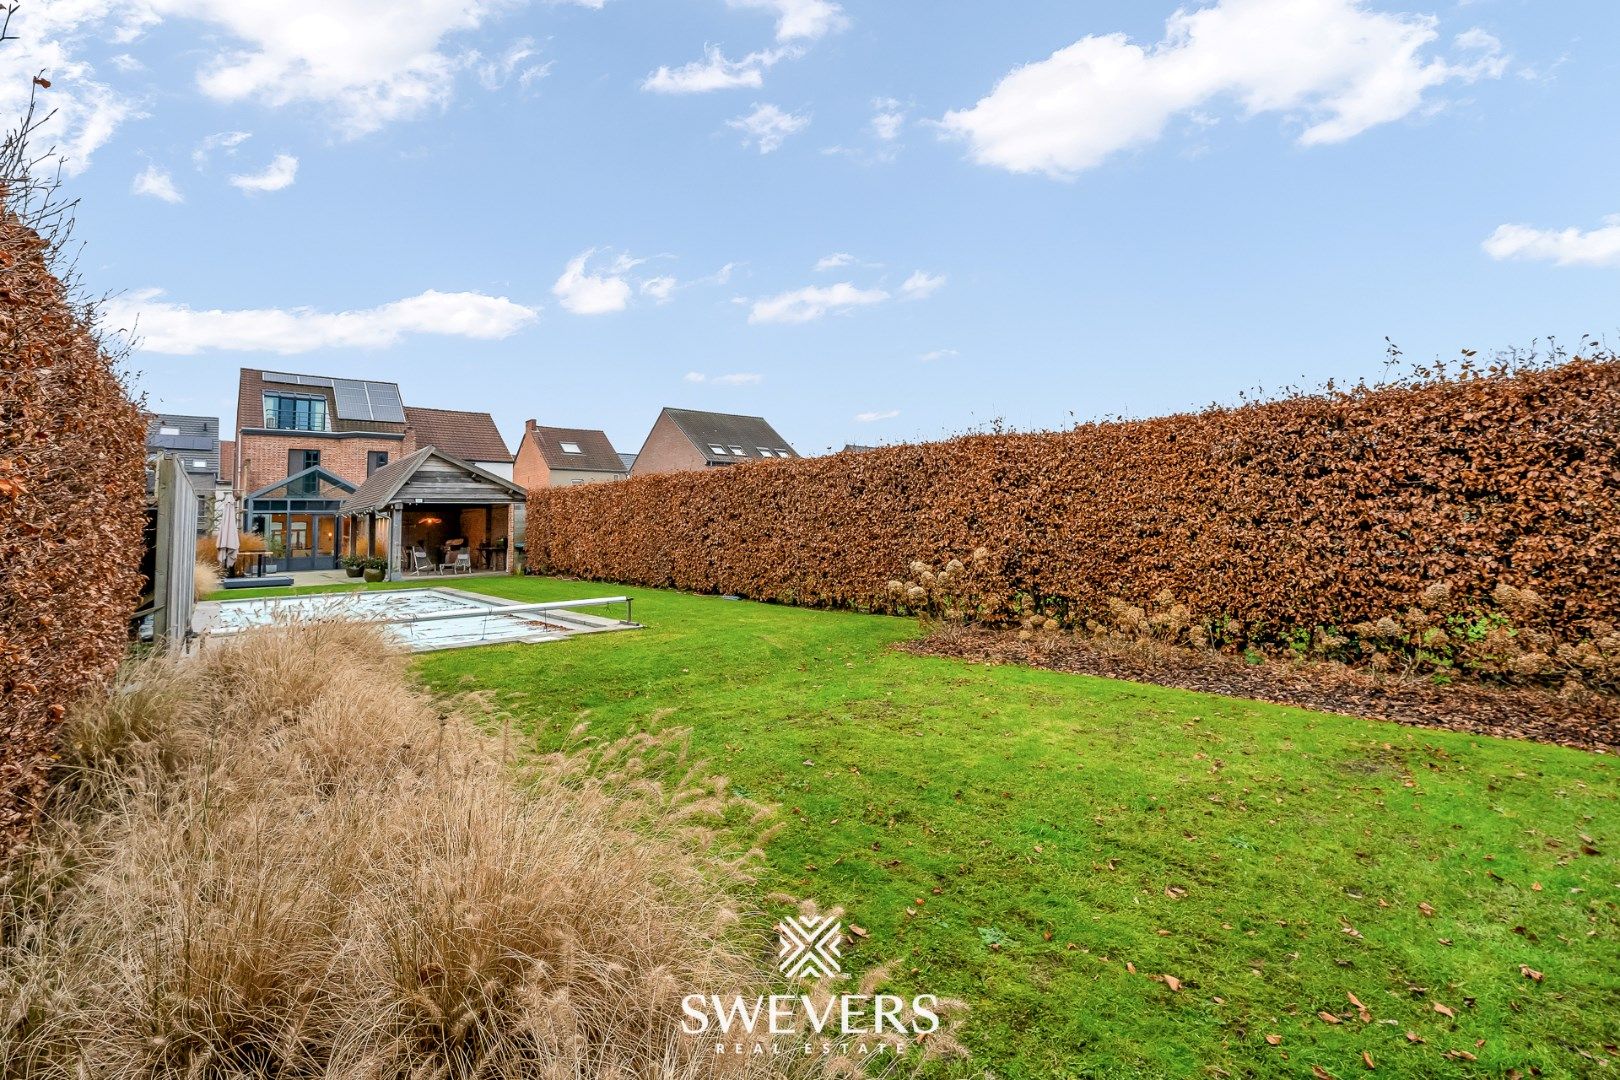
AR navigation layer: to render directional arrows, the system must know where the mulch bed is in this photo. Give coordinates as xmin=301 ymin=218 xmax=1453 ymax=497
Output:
xmin=902 ymin=628 xmax=1619 ymax=753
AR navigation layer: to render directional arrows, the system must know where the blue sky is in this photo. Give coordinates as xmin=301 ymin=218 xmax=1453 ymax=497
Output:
xmin=6 ymin=0 xmax=1617 ymax=457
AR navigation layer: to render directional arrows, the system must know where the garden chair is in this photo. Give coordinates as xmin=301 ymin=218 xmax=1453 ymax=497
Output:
xmin=446 ymin=551 xmax=472 ymax=575
xmin=410 ymin=545 xmax=436 ymax=574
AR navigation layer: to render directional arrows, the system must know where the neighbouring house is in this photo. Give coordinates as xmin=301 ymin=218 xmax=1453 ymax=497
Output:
xmin=841 ymin=444 xmax=878 ymax=454
xmin=618 ymin=452 xmax=638 ymax=472
xmin=145 ymin=412 xmax=222 ymax=532
xmin=339 ymin=446 xmax=525 ymax=580
xmin=629 ymin=408 xmax=798 ymax=477
xmin=514 ymin=422 xmax=628 ymax=488
xmin=403 ymin=406 xmax=515 ymax=480
xmin=233 ymin=368 xmax=514 ymax=571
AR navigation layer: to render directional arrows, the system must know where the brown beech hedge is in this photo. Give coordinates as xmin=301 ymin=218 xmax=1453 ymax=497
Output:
xmin=528 ymin=358 xmax=1619 ymax=647
xmin=0 ymin=206 xmax=147 ymax=856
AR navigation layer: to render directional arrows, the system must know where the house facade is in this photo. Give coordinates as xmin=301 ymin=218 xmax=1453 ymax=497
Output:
xmin=513 ymin=422 xmax=628 ymax=487
xmin=145 ymin=413 xmax=223 ymax=532
xmin=233 ymin=368 xmax=512 ymax=570
xmin=630 ymin=408 xmax=798 ymax=477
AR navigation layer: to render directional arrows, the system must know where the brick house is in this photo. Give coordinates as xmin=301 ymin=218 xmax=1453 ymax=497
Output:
xmin=629 ymin=407 xmax=798 ymax=477
xmin=234 ymin=368 xmax=512 ymax=571
xmin=513 ymin=422 xmax=627 ymax=488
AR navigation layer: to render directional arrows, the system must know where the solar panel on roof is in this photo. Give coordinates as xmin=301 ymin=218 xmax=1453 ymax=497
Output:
xmin=262 ymin=372 xmax=336 ymax=388
xmin=326 ymin=377 xmax=406 ymax=423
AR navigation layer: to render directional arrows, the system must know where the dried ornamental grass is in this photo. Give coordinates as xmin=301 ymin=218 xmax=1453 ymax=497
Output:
xmin=0 ymin=622 xmax=904 ymax=1079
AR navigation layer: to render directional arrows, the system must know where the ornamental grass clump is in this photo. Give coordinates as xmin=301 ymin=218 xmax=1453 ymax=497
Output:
xmin=0 ymin=622 xmax=874 ymax=1079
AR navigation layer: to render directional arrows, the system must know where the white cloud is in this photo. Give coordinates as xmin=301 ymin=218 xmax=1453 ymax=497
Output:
xmin=901 ymin=271 xmax=946 ymax=300
xmin=919 ymin=348 xmax=958 ymax=362
xmin=854 ymin=409 xmax=899 ymax=422
xmin=748 ymin=282 xmax=889 ymax=324
xmin=111 ymin=53 xmax=145 ymax=72
xmin=641 ymin=275 xmax=677 ymax=303
xmin=685 ymin=371 xmax=763 ymax=385
xmin=192 ymin=130 xmax=252 ymax=168
xmin=167 ymin=0 xmax=522 ymax=138
xmin=552 ymin=248 xmax=644 ymax=315
xmin=728 ymin=103 xmax=810 ymax=153
xmin=105 ymin=287 xmax=538 ymax=355
xmin=940 ymin=0 xmax=1508 ymax=178
xmin=132 ymin=163 xmax=183 ymax=203
xmin=465 ymin=37 xmax=550 ymax=90
xmin=1483 ymin=215 xmax=1620 ymax=268
xmin=642 ymin=45 xmax=795 ymax=93
xmin=229 ymin=153 xmax=299 ymax=193
xmin=728 ymin=0 xmax=848 ymax=42
xmin=815 ymin=253 xmax=855 ymax=271
xmin=0 ymin=1 xmax=142 ymax=174
xmin=870 ymin=97 xmax=906 ymax=141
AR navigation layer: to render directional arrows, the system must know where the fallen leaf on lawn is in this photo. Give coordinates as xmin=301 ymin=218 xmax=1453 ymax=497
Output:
xmin=1156 ymin=928 xmax=1171 ymax=936
xmin=1519 ymin=965 xmax=1544 ymax=983
xmin=1163 ymin=974 xmax=1182 ymax=991
xmin=1362 ymin=1051 xmax=1375 ymax=1069
xmin=1405 ymin=1032 xmax=1424 ymax=1043
xmin=1418 ymin=902 xmax=1436 ymax=917
xmin=1319 ymin=1011 xmax=1342 ymax=1025
xmin=1043 ymin=930 xmax=1053 ymax=941
xmin=1531 ymin=882 xmax=1542 ymax=892
xmin=1126 ymin=961 xmax=1137 ymax=974
xmin=1348 ymin=992 xmax=1372 ymax=1022
xmin=1445 ymin=1049 xmax=1477 ymax=1062
xmin=1266 ymin=1034 xmax=1283 ymax=1046
xmin=1312 ymin=1066 xmax=1336 ymax=1080
xmin=1165 ymin=886 xmax=1187 ymax=899
xmin=1433 ymin=1002 xmax=1455 ymax=1019
xmin=849 ymin=925 xmax=869 ymax=939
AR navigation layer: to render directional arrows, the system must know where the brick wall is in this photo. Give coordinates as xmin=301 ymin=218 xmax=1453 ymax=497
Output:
xmin=629 ymin=415 xmax=706 ymax=477
xmin=238 ymin=431 xmax=413 ymax=493
xmin=513 ymin=425 xmax=550 ymax=490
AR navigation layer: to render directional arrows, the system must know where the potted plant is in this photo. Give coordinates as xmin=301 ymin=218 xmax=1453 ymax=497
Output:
xmin=362 ymin=556 xmax=387 ymax=583
xmin=342 ymin=554 xmax=365 ymax=578
xmin=263 ymin=538 xmax=285 ymax=575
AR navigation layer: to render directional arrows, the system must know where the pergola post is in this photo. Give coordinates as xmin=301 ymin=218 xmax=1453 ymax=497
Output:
xmin=388 ymin=505 xmax=403 ymax=581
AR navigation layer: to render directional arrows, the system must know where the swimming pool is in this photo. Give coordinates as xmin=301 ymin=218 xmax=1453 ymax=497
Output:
xmin=194 ymin=588 xmax=636 ymax=652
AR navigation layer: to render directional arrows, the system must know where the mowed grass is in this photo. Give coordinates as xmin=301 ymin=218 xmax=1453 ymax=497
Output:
xmin=214 ymin=578 xmax=1620 ymax=1077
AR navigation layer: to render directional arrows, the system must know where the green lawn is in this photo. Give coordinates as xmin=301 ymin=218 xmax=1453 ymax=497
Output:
xmin=214 ymin=578 xmax=1620 ymax=1077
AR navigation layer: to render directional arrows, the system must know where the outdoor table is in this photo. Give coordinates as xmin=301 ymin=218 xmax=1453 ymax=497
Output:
xmin=477 ymin=544 xmax=506 ymax=572
xmin=239 ymin=551 xmax=270 ymax=578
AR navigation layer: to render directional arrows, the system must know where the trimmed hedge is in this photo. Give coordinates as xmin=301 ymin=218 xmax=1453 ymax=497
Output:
xmin=0 ymin=207 xmax=147 ymax=856
xmin=527 ymin=359 xmax=1620 ymax=647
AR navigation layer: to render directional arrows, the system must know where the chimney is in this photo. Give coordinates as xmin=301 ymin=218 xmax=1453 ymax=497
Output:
xmin=525 ymin=418 xmax=537 ymax=431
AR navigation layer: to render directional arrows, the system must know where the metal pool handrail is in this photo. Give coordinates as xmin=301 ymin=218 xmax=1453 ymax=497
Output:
xmin=354 ymin=596 xmax=634 ymax=628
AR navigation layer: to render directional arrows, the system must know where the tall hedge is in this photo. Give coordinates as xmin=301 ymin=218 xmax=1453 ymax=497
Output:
xmin=0 ymin=206 xmax=147 ymax=856
xmin=527 ymin=359 xmax=1619 ymax=643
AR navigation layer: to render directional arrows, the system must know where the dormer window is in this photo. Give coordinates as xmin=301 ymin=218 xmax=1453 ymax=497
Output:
xmin=264 ymin=393 xmax=327 ymax=432
xmin=159 ymin=426 xmax=180 ymax=436
xmin=560 ymin=441 xmax=583 ymax=454
xmin=729 ymin=445 xmax=745 ymax=455
xmin=709 ymin=444 xmax=728 ymax=455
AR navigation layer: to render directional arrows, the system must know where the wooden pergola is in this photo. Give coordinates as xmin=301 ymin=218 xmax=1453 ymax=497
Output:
xmin=338 ymin=445 xmax=526 ymax=580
